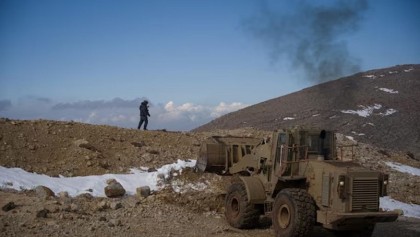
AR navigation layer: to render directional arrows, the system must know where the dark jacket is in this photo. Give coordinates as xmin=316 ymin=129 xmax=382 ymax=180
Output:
xmin=139 ymin=102 xmax=150 ymax=117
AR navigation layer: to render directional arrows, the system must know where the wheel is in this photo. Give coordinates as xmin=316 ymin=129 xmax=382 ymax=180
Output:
xmin=272 ymin=188 xmax=315 ymax=237
xmin=224 ymin=182 xmax=261 ymax=229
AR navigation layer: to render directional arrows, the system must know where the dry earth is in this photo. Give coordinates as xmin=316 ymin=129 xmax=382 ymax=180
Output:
xmin=1 ymin=119 xmax=420 ymax=236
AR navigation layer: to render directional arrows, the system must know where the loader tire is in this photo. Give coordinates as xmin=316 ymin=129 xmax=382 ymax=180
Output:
xmin=224 ymin=182 xmax=260 ymax=229
xmin=272 ymin=188 xmax=315 ymax=237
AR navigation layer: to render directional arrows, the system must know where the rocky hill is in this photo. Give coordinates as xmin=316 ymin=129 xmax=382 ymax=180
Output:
xmin=194 ymin=64 xmax=420 ymax=159
xmin=1 ymin=118 xmax=420 ymax=236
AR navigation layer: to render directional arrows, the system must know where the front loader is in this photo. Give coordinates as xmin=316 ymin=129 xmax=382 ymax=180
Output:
xmin=196 ymin=128 xmax=399 ymax=237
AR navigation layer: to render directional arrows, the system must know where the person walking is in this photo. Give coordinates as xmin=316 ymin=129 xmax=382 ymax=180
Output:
xmin=137 ymin=100 xmax=150 ymax=130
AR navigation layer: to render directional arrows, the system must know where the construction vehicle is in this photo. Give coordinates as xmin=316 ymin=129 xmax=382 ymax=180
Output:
xmin=196 ymin=128 xmax=399 ymax=237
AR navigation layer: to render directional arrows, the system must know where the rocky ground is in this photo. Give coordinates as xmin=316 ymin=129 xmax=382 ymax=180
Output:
xmin=1 ymin=119 xmax=420 ymax=236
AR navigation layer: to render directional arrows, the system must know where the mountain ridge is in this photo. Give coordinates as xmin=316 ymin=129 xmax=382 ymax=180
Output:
xmin=193 ymin=64 xmax=420 ymax=158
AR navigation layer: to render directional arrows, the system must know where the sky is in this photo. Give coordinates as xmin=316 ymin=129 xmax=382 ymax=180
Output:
xmin=1 ymin=0 xmax=419 ymax=131
xmin=1 ymin=159 xmax=420 ymax=218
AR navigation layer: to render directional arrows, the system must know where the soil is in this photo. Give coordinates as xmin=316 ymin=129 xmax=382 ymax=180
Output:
xmin=1 ymin=119 xmax=420 ymax=236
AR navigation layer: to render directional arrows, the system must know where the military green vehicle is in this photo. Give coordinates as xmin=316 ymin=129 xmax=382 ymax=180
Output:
xmin=196 ymin=128 xmax=399 ymax=237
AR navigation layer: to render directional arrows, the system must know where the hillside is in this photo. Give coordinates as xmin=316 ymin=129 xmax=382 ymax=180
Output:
xmin=193 ymin=64 xmax=420 ymax=159
xmin=1 ymin=118 xmax=420 ymax=236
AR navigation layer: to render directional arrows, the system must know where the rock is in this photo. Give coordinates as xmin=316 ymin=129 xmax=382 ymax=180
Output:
xmin=136 ymin=186 xmax=151 ymax=198
xmin=2 ymin=202 xmax=16 ymax=212
xmin=105 ymin=180 xmax=126 ymax=198
xmin=70 ymin=203 xmax=79 ymax=212
xmin=108 ymin=219 xmax=122 ymax=227
xmin=110 ymin=201 xmax=123 ymax=210
xmin=74 ymin=139 xmax=88 ymax=147
xmin=76 ymin=193 xmax=94 ymax=200
xmin=34 ymin=185 xmax=55 ymax=199
xmin=58 ymin=191 xmax=69 ymax=198
xmin=36 ymin=209 xmax=49 ymax=218
xmin=45 ymin=205 xmax=60 ymax=213
xmin=97 ymin=200 xmax=109 ymax=210
xmin=147 ymin=167 xmax=157 ymax=172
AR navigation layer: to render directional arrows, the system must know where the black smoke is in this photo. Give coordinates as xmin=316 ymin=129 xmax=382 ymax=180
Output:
xmin=244 ymin=0 xmax=368 ymax=82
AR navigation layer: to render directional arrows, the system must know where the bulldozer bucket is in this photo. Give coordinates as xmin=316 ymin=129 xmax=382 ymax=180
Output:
xmin=195 ymin=136 xmax=261 ymax=173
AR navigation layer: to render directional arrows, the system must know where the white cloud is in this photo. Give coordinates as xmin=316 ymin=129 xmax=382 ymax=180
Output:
xmin=0 ymin=97 xmax=248 ymax=131
xmin=210 ymin=102 xmax=247 ymax=118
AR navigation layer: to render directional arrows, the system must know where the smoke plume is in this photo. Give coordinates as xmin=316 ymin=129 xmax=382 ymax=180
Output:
xmin=245 ymin=0 xmax=368 ymax=82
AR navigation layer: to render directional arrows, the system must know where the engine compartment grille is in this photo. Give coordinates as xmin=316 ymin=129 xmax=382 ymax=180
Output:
xmin=351 ymin=178 xmax=379 ymax=211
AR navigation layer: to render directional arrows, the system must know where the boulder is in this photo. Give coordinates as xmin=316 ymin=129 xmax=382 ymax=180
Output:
xmin=2 ymin=202 xmax=16 ymax=212
xmin=34 ymin=185 xmax=55 ymax=199
xmin=136 ymin=186 xmax=151 ymax=198
xmin=36 ymin=208 xmax=50 ymax=218
xmin=104 ymin=179 xmax=126 ymax=198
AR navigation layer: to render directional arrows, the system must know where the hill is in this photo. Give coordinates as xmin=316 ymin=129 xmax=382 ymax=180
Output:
xmin=1 ymin=119 xmax=420 ymax=236
xmin=193 ymin=64 xmax=420 ymax=159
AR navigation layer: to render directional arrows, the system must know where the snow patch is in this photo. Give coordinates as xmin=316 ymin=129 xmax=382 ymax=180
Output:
xmin=363 ymin=74 xmax=376 ymax=79
xmin=345 ymin=136 xmax=356 ymax=142
xmin=380 ymin=108 xmax=397 ymax=116
xmin=341 ymin=104 xmax=382 ymax=117
xmin=378 ymin=88 xmax=399 ymax=94
xmin=385 ymin=162 xmax=420 ymax=176
xmin=404 ymin=68 xmax=414 ymax=72
xmin=363 ymin=122 xmax=375 ymax=127
xmin=380 ymin=196 xmax=420 ymax=218
xmin=0 ymin=159 xmax=197 ymax=197
xmin=283 ymin=117 xmax=295 ymax=120
xmin=351 ymin=131 xmax=365 ymax=136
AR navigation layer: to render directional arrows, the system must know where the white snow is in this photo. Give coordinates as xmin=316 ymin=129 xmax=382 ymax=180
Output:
xmin=404 ymin=68 xmax=414 ymax=72
xmin=1 ymin=160 xmax=420 ymax=219
xmin=363 ymin=122 xmax=375 ymax=127
xmin=0 ymin=159 xmax=196 ymax=197
xmin=363 ymin=74 xmax=377 ymax=79
xmin=378 ymin=88 xmax=399 ymax=94
xmin=351 ymin=131 xmax=365 ymax=136
xmin=341 ymin=104 xmax=382 ymax=117
xmin=341 ymin=104 xmax=397 ymax=117
xmin=385 ymin=161 xmax=420 ymax=176
xmin=345 ymin=136 xmax=356 ymax=141
xmin=379 ymin=108 xmax=397 ymax=116
xmin=283 ymin=117 xmax=295 ymax=120
xmin=380 ymin=196 xmax=420 ymax=218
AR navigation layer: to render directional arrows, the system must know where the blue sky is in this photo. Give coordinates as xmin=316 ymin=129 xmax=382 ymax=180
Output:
xmin=1 ymin=0 xmax=419 ymax=130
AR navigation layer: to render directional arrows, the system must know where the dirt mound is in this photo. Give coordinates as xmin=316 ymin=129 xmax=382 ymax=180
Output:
xmin=0 ymin=118 xmax=202 ymax=177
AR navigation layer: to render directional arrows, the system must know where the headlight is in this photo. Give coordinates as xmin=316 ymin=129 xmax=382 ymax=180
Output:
xmin=338 ymin=175 xmax=347 ymax=199
xmin=380 ymin=174 xmax=389 ymax=197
